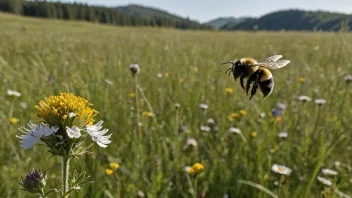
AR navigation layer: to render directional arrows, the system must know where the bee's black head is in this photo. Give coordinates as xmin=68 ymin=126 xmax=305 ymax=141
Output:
xmin=223 ymin=60 xmax=242 ymax=80
xmin=232 ymin=60 xmax=242 ymax=80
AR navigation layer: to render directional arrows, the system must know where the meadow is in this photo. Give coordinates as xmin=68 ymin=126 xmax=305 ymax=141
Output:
xmin=0 ymin=12 xmax=351 ymax=197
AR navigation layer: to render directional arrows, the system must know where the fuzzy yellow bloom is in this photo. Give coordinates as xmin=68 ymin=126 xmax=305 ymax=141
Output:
xmin=105 ymin=169 xmax=113 ymax=175
xmin=35 ymin=93 xmax=98 ymax=128
xmin=251 ymin=131 xmax=257 ymax=137
xmin=332 ymin=115 xmax=338 ymax=121
xmin=299 ymin=77 xmax=305 ymax=83
xmin=239 ymin=110 xmax=247 ymax=115
xmin=187 ymin=167 xmax=195 ymax=175
xmin=228 ymin=116 xmax=233 ymax=121
xmin=192 ymin=163 xmax=204 ymax=174
xmin=231 ymin=112 xmax=240 ymax=118
xmin=110 ymin=162 xmax=119 ymax=170
xmin=10 ymin=117 xmax=19 ymax=125
xmin=275 ymin=116 xmax=282 ymax=122
xmin=142 ymin=111 xmax=153 ymax=117
xmin=179 ymin=78 xmax=184 ymax=83
xmin=129 ymin=93 xmax=136 ymax=98
xmin=225 ymin=88 xmax=233 ymax=94
xmin=164 ymin=72 xmax=169 ymax=77
xmin=192 ymin=67 xmax=198 ymax=73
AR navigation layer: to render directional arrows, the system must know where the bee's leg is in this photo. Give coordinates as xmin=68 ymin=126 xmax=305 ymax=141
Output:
xmin=240 ymin=77 xmax=245 ymax=90
xmin=249 ymin=74 xmax=260 ymax=100
xmin=245 ymin=75 xmax=255 ymax=95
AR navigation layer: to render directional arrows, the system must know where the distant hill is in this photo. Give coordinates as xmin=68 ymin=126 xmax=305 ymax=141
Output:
xmin=220 ymin=10 xmax=352 ymax=31
xmin=116 ymin=4 xmax=212 ymax=29
xmin=0 ymin=1 xmax=213 ymax=30
xmin=206 ymin=17 xmax=248 ymax=29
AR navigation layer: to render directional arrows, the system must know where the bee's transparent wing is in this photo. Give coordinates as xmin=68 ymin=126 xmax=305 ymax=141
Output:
xmin=263 ymin=55 xmax=283 ymax=63
xmin=249 ymin=55 xmax=290 ymax=69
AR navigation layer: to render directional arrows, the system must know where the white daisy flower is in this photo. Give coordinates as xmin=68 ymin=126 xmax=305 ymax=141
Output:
xmin=229 ymin=127 xmax=241 ymax=134
xmin=321 ymin=168 xmax=338 ymax=176
xmin=200 ymin=125 xmax=211 ymax=132
xmin=86 ymin=120 xmax=112 ymax=148
xmin=207 ymin=118 xmax=215 ymax=124
xmin=317 ymin=176 xmax=332 ymax=186
xmin=7 ymin=89 xmax=21 ymax=97
xmin=272 ymin=164 xmax=292 ymax=175
xmin=314 ymin=99 xmax=326 ymax=105
xmin=277 ymin=102 xmax=286 ymax=110
xmin=334 ymin=161 xmax=341 ymax=167
xmin=157 ymin=73 xmax=163 ymax=78
xmin=20 ymin=102 xmax=28 ymax=109
xmin=17 ymin=121 xmax=59 ymax=149
xmin=344 ymin=75 xmax=352 ymax=84
xmin=105 ymin=79 xmax=113 ymax=85
xmin=66 ymin=126 xmax=82 ymax=138
xmin=278 ymin=131 xmax=288 ymax=138
xmin=186 ymin=138 xmax=198 ymax=147
xmin=68 ymin=112 xmax=77 ymax=118
xmin=199 ymin=103 xmax=208 ymax=110
xmin=298 ymin=95 xmax=311 ymax=102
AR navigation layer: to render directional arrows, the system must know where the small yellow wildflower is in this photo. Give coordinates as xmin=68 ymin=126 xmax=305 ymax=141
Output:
xmin=187 ymin=167 xmax=195 ymax=175
xmin=142 ymin=111 xmax=153 ymax=117
xmin=275 ymin=116 xmax=282 ymax=123
xmin=110 ymin=162 xmax=119 ymax=170
xmin=10 ymin=117 xmax=19 ymax=125
xmin=299 ymin=77 xmax=305 ymax=83
xmin=192 ymin=67 xmax=198 ymax=73
xmin=228 ymin=116 xmax=233 ymax=121
xmin=225 ymin=88 xmax=233 ymax=94
xmin=129 ymin=93 xmax=136 ymax=98
xmin=62 ymin=115 xmax=67 ymax=120
xmin=179 ymin=78 xmax=184 ymax=83
xmin=251 ymin=131 xmax=257 ymax=137
xmin=332 ymin=115 xmax=338 ymax=121
xmin=105 ymin=169 xmax=113 ymax=175
xmin=192 ymin=163 xmax=204 ymax=174
xmin=164 ymin=72 xmax=169 ymax=77
xmin=239 ymin=109 xmax=247 ymax=115
xmin=231 ymin=112 xmax=240 ymax=118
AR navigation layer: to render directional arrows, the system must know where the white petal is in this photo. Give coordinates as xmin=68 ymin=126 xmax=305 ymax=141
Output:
xmin=68 ymin=112 xmax=77 ymax=118
xmin=66 ymin=126 xmax=81 ymax=138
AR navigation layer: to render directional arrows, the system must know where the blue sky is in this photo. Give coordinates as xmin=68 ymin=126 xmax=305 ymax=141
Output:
xmin=50 ymin=0 xmax=352 ymax=22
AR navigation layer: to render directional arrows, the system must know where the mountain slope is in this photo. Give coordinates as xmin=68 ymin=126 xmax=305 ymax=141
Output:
xmin=116 ymin=4 xmax=212 ymax=29
xmin=221 ymin=9 xmax=352 ymax=31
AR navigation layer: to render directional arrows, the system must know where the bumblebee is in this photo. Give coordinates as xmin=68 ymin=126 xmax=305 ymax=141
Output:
xmin=223 ymin=55 xmax=290 ymax=100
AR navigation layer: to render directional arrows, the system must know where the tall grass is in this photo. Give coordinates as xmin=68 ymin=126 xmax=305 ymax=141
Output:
xmin=0 ymin=12 xmax=351 ymax=197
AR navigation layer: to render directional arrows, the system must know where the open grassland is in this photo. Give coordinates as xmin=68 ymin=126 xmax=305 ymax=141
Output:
xmin=0 ymin=12 xmax=351 ymax=197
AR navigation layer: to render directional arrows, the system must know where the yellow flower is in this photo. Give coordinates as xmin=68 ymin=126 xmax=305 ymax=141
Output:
xmin=110 ymin=162 xmax=119 ymax=170
xmin=129 ymin=93 xmax=136 ymax=98
xmin=142 ymin=111 xmax=153 ymax=117
xmin=251 ymin=131 xmax=257 ymax=137
xmin=192 ymin=163 xmax=204 ymax=174
xmin=35 ymin=93 xmax=98 ymax=128
xmin=275 ymin=116 xmax=282 ymax=123
xmin=10 ymin=117 xmax=19 ymax=125
xmin=231 ymin=112 xmax=240 ymax=118
xmin=164 ymin=72 xmax=169 ymax=77
xmin=192 ymin=67 xmax=198 ymax=73
xmin=105 ymin=169 xmax=113 ymax=175
xmin=179 ymin=78 xmax=184 ymax=83
xmin=299 ymin=77 xmax=305 ymax=83
xmin=239 ymin=110 xmax=247 ymax=115
xmin=225 ymin=88 xmax=233 ymax=94
xmin=332 ymin=115 xmax=338 ymax=121
xmin=228 ymin=116 xmax=233 ymax=121
xmin=62 ymin=115 xmax=67 ymax=120
xmin=187 ymin=167 xmax=195 ymax=175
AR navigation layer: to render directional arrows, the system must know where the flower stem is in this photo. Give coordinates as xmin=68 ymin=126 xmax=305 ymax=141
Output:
xmin=312 ymin=105 xmax=322 ymax=142
xmin=62 ymin=157 xmax=71 ymax=198
xmin=338 ymin=83 xmax=349 ymax=116
xmin=134 ymin=74 xmax=140 ymax=138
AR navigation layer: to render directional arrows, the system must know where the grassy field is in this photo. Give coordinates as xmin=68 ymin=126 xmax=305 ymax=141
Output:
xmin=0 ymin=12 xmax=351 ymax=197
